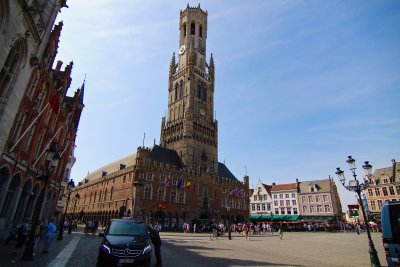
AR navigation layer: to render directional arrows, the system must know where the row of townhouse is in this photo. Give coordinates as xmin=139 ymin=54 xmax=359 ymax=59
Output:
xmin=249 ymin=177 xmax=342 ymax=222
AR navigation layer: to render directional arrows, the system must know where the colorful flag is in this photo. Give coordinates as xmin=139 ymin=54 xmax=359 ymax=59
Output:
xmin=238 ymin=189 xmax=244 ymax=196
xmin=49 ymin=91 xmax=60 ymax=114
xmin=229 ymin=188 xmax=238 ymax=197
xmin=185 ymin=180 xmax=191 ymax=189
xmin=177 ymin=179 xmax=183 ymax=189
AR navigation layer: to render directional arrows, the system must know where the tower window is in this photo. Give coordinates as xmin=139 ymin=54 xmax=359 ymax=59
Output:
xmin=183 ymin=23 xmax=187 ymax=37
xmin=191 ymin=22 xmax=195 ymax=35
xmin=199 ymin=25 xmax=203 ymax=38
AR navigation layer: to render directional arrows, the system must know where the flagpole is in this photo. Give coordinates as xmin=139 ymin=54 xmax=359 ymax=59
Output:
xmin=10 ymin=103 xmax=50 ymax=152
xmin=59 ymin=141 xmax=70 ymax=158
xmin=33 ymin=126 xmax=62 ymax=168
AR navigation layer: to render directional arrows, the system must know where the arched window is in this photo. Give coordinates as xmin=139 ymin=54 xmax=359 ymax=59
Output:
xmin=10 ymin=112 xmax=26 ymax=145
xmin=26 ymin=70 xmax=40 ymax=100
xmin=170 ymin=189 xmax=177 ymax=203
xmin=199 ymin=25 xmax=203 ymax=38
xmin=144 ymin=184 xmax=152 ymax=200
xmin=0 ymin=39 xmax=25 ymax=111
xmin=190 ymin=22 xmax=195 ymax=35
xmin=104 ymin=189 xmax=107 ymax=202
xmin=157 ymin=186 xmax=165 ymax=201
xmin=110 ymin=187 xmax=113 ymax=201
xmin=183 ymin=23 xmax=187 ymax=37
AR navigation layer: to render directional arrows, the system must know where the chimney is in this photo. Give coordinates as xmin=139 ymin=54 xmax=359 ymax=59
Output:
xmin=272 ymin=182 xmax=276 ymax=185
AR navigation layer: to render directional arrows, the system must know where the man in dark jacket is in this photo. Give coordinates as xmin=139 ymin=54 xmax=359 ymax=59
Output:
xmin=148 ymin=224 xmax=162 ymax=266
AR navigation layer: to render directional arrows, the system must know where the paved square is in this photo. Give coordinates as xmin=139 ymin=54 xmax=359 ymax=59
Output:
xmin=160 ymin=231 xmax=387 ymax=267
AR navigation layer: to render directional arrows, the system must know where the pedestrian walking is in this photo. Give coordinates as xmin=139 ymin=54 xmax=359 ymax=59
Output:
xmin=42 ymin=219 xmax=57 ymax=253
xmin=242 ymin=223 xmax=249 ymax=240
xmin=279 ymin=225 xmax=283 ymax=240
xmin=193 ymin=223 xmax=197 ymax=233
xmin=148 ymin=224 xmax=162 ymax=266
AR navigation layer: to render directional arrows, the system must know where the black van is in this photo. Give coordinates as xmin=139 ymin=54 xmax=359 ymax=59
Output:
xmin=97 ymin=219 xmax=152 ymax=267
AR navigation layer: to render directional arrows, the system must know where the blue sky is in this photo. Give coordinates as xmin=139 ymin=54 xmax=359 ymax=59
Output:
xmin=55 ymin=1 xmax=400 ymax=211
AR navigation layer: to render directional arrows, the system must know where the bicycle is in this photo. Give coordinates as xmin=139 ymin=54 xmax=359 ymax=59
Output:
xmin=210 ymin=229 xmax=219 ymax=240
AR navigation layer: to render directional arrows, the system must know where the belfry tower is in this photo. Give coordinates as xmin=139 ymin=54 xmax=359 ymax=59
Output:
xmin=160 ymin=4 xmax=218 ymax=175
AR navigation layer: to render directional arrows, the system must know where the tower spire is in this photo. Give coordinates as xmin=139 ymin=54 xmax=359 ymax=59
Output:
xmin=169 ymin=52 xmax=176 ymax=76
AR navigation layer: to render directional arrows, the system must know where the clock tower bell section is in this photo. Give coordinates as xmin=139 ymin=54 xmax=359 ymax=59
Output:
xmin=160 ymin=4 xmax=218 ymax=175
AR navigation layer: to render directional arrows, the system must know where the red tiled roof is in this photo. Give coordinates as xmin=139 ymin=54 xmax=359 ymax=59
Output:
xmin=261 ymin=183 xmax=272 ymax=193
xmin=271 ymin=183 xmax=297 ymax=191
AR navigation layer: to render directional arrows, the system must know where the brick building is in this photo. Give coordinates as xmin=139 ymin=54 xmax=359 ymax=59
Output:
xmin=68 ymin=5 xmax=249 ymax=229
xmin=0 ymin=18 xmax=84 ymax=235
xmin=364 ymin=160 xmax=400 ymax=223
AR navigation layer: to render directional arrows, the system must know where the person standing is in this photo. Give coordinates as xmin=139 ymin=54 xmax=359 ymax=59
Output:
xmin=193 ymin=223 xmax=197 ymax=234
xmin=279 ymin=224 xmax=283 ymax=240
xmin=42 ymin=219 xmax=57 ymax=253
xmin=148 ymin=224 xmax=162 ymax=266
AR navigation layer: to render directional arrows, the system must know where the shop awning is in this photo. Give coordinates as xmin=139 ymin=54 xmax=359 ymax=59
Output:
xmin=272 ymin=215 xmax=286 ymax=220
xmin=260 ymin=215 xmax=272 ymax=220
xmin=249 ymin=215 xmax=261 ymax=220
xmin=284 ymin=215 xmax=299 ymax=221
xmin=298 ymin=215 xmax=335 ymax=221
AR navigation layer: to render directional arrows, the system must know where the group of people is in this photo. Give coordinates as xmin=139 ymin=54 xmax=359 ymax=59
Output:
xmin=12 ymin=218 xmax=58 ymax=253
xmin=84 ymin=219 xmax=99 ymax=236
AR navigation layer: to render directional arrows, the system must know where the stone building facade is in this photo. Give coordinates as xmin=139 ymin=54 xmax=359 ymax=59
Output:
xmin=0 ymin=0 xmax=68 ymax=153
xmin=0 ymin=18 xmax=84 ymax=235
xmin=364 ymin=160 xmax=400 ymax=223
xmin=249 ymin=178 xmax=342 ymax=223
xmin=298 ymin=177 xmax=342 ymax=221
xmin=68 ymin=5 xmax=249 ymax=229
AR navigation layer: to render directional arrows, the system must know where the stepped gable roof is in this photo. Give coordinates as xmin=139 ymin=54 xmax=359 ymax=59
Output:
xmin=299 ymin=179 xmax=332 ymax=193
xmin=149 ymin=145 xmax=183 ymax=169
xmin=218 ymin=162 xmax=238 ymax=181
xmin=271 ymin=182 xmax=297 ymax=191
xmin=82 ymin=153 xmax=136 ymax=183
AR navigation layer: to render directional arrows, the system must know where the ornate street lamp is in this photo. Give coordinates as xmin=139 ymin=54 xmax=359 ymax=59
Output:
xmin=335 ymin=156 xmax=381 ymax=267
xmin=22 ymin=142 xmax=60 ymax=261
xmin=57 ymin=179 xmax=75 ymax=240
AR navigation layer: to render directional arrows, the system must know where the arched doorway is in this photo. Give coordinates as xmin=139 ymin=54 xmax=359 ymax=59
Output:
xmin=0 ymin=174 xmax=21 ymax=224
xmin=13 ymin=179 xmax=32 ymax=223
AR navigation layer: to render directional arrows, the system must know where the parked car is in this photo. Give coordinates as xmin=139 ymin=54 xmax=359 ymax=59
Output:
xmin=97 ymin=219 xmax=152 ymax=267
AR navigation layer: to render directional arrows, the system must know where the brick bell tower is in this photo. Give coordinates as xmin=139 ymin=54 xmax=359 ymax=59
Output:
xmin=160 ymin=4 xmax=218 ymax=175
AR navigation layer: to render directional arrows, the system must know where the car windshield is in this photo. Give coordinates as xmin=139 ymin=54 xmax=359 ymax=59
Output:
xmin=108 ymin=221 xmax=147 ymax=236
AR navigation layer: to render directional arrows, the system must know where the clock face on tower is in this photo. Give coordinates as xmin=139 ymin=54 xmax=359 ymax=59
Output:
xmin=179 ymin=45 xmax=186 ymax=55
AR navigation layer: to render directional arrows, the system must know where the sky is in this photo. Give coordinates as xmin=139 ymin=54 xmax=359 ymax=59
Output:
xmin=55 ymin=0 xmax=400 ymax=211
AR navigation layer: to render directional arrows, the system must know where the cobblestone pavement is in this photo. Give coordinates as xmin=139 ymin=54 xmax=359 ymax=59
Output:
xmin=0 ymin=230 xmax=388 ymax=267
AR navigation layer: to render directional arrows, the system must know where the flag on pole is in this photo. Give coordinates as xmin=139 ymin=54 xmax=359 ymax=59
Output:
xmin=165 ymin=175 xmax=171 ymax=187
xmin=49 ymin=91 xmax=60 ymax=114
xmin=177 ymin=179 xmax=183 ymax=189
xmin=185 ymin=180 xmax=191 ymax=189
xmin=229 ymin=188 xmax=238 ymax=197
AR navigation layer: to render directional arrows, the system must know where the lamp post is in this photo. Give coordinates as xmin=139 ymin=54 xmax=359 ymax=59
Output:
xmin=72 ymin=193 xmax=80 ymax=219
xmin=22 ymin=142 xmax=60 ymax=261
xmin=227 ymin=207 xmax=232 ymax=240
xmin=57 ymin=179 xmax=75 ymax=240
xmin=335 ymin=156 xmax=381 ymax=267
xmin=67 ymin=192 xmax=80 ymax=234
xmin=132 ymin=179 xmax=145 ymax=220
